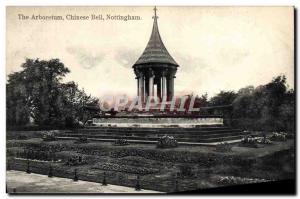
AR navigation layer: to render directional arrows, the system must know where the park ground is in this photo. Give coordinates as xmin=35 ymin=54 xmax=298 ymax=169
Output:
xmin=6 ymin=130 xmax=295 ymax=193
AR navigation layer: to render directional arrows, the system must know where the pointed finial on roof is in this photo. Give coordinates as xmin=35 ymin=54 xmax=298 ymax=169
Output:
xmin=133 ymin=6 xmax=178 ymax=67
xmin=153 ymin=6 xmax=158 ymax=20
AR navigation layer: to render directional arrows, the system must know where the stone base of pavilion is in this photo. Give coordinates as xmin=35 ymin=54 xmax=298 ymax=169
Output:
xmin=92 ymin=115 xmax=224 ymax=128
xmin=58 ymin=115 xmax=248 ymax=144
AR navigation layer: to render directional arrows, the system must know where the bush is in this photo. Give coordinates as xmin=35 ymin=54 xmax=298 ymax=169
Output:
xmin=93 ymin=162 xmax=159 ymax=175
xmin=256 ymin=136 xmax=272 ymax=144
xmin=157 ymin=135 xmax=178 ymax=148
xmin=16 ymin=134 xmax=29 ymax=140
xmin=113 ymin=139 xmax=129 ymax=146
xmin=216 ymin=176 xmax=268 ymax=185
xmin=9 ymin=148 xmax=58 ymax=162
xmin=178 ymin=165 xmax=194 ymax=177
xmin=110 ymin=156 xmax=160 ymax=168
xmin=240 ymin=134 xmax=272 ymax=146
xmin=240 ymin=135 xmax=258 ymax=148
xmin=66 ymin=155 xmax=87 ymax=166
xmin=75 ymin=136 xmax=89 ymax=144
xmin=286 ymin=133 xmax=295 ymax=139
xmin=215 ymin=142 xmax=232 ymax=152
xmin=42 ymin=131 xmax=57 ymax=141
xmin=270 ymin=132 xmax=287 ymax=142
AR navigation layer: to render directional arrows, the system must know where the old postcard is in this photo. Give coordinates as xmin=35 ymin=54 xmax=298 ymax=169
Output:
xmin=6 ymin=6 xmax=295 ymax=194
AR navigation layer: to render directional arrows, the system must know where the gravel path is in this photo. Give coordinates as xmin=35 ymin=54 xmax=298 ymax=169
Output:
xmin=6 ymin=170 xmax=161 ymax=194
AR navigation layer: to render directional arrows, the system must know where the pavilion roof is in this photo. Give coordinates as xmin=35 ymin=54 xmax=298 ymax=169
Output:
xmin=133 ymin=7 xmax=179 ymax=67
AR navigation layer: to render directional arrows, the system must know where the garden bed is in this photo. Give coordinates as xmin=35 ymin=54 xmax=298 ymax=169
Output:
xmin=6 ymin=133 xmax=295 ymax=192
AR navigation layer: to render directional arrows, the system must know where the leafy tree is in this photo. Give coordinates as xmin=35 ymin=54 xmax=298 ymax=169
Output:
xmin=204 ymin=75 xmax=294 ymax=132
xmin=6 ymin=72 xmax=30 ymax=125
xmin=59 ymin=82 xmax=99 ymax=126
xmin=210 ymin=91 xmax=237 ymax=106
xmin=6 ymin=58 xmax=99 ymax=127
xmin=231 ymin=75 xmax=294 ymax=131
xmin=278 ymin=89 xmax=295 ymax=132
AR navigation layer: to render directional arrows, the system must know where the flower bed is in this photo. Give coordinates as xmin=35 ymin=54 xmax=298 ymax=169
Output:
xmin=7 ymin=138 xmax=257 ymax=167
xmin=66 ymin=155 xmax=87 ymax=166
xmin=110 ymin=156 xmax=162 ymax=168
xmin=7 ymin=148 xmax=58 ymax=162
xmin=6 ymin=135 xmax=294 ymax=193
xmin=216 ymin=175 xmax=268 ymax=185
xmin=92 ymin=162 xmax=159 ymax=175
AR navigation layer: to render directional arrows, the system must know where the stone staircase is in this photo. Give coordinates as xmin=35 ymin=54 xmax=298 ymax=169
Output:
xmin=58 ymin=126 xmax=248 ymax=145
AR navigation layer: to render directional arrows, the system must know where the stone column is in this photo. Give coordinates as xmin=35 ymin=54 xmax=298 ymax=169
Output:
xmin=162 ymin=76 xmax=165 ymax=98
xmin=145 ymin=77 xmax=149 ymax=101
xmin=157 ymin=77 xmax=161 ymax=101
xmin=143 ymin=76 xmax=146 ymax=103
xmin=136 ymin=77 xmax=139 ymax=96
xmin=162 ymin=72 xmax=167 ymax=99
xmin=139 ymin=75 xmax=144 ymax=103
xmin=149 ymin=69 xmax=155 ymax=97
xmin=167 ymin=76 xmax=174 ymax=100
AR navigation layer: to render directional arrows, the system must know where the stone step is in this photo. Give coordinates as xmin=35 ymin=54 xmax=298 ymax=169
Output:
xmin=58 ymin=125 xmax=247 ymax=143
xmin=85 ymin=124 xmax=224 ymax=129
xmin=58 ymin=137 xmax=158 ymax=144
xmin=80 ymin=126 xmax=229 ymax=131
xmin=57 ymin=135 xmax=245 ymax=144
xmin=190 ymin=135 xmax=245 ymax=142
xmin=59 ymin=133 xmax=247 ymax=143
xmin=60 ymin=131 xmax=246 ymax=139
xmin=74 ymin=128 xmax=240 ymax=135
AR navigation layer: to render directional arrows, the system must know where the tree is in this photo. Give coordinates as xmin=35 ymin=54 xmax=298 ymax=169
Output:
xmin=6 ymin=58 xmax=99 ymax=127
xmin=278 ymin=89 xmax=295 ymax=132
xmin=19 ymin=59 xmax=70 ymax=126
xmin=231 ymin=75 xmax=294 ymax=131
xmin=204 ymin=75 xmax=294 ymax=131
xmin=232 ymin=86 xmax=256 ymax=128
xmin=60 ymin=82 xmax=99 ymax=126
xmin=210 ymin=91 xmax=237 ymax=106
xmin=6 ymin=72 xmax=30 ymax=125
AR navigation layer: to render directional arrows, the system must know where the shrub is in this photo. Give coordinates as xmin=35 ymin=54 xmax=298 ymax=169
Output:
xmin=75 ymin=136 xmax=89 ymax=144
xmin=110 ymin=156 xmax=159 ymax=168
xmin=217 ymin=176 xmax=235 ymax=184
xmin=66 ymin=155 xmax=87 ymax=166
xmin=240 ymin=135 xmax=258 ymax=148
xmin=42 ymin=131 xmax=57 ymax=141
xmin=16 ymin=134 xmax=29 ymax=140
xmin=113 ymin=139 xmax=129 ymax=146
xmin=178 ymin=165 xmax=193 ymax=177
xmin=286 ymin=133 xmax=294 ymax=139
xmin=216 ymin=176 xmax=268 ymax=185
xmin=215 ymin=142 xmax=232 ymax=152
xmin=270 ymin=132 xmax=287 ymax=142
xmin=93 ymin=162 xmax=159 ymax=175
xmin=256 ymin=136 xmax=272 ymax=144
xmin=157 ymin=135 xmax=178 ymax=148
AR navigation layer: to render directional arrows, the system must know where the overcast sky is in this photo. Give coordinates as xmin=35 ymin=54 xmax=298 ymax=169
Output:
xmin=6 ymin=6 xmax=294 ymax=98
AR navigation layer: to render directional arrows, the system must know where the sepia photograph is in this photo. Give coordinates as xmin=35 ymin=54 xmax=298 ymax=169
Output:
xmin=5 ymin=5 xmax=295 ymax=194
